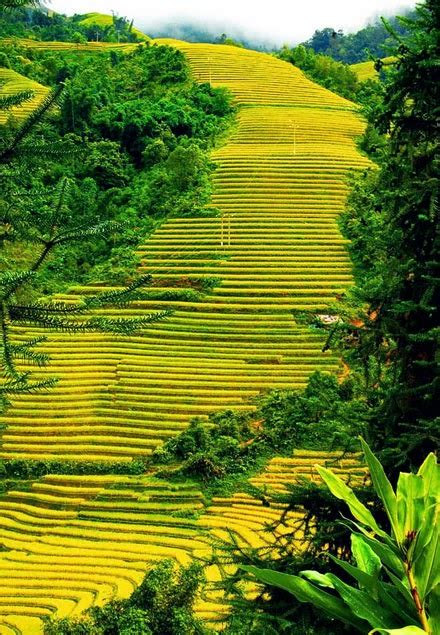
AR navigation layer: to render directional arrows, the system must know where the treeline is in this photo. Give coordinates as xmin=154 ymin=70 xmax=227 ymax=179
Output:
xmin=0 ymin=7 xmax=144 ymax=43
xmin=304 ymin=10 xmax=416 ymax=63
xmin=1 ymin=42 xmax=233 ymax=293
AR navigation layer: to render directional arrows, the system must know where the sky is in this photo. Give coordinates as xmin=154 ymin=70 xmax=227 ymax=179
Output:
xmin=49 ymin=0 xmax=418 ymax=45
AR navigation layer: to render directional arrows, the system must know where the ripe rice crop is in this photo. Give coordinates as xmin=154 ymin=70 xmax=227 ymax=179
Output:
xmin=0 ymin=38 xmax=370 ymax=632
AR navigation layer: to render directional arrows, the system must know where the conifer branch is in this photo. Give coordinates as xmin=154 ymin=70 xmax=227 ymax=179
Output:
xmin=0 ymin=84 xmax=64 ymax=162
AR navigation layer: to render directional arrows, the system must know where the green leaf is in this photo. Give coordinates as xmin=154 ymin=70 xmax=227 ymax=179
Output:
xmin=412 ymin=497 xmax=439 ymax=599
xmin=330 ymin=554 xmax=379 ymax=597
xmin=417 ymin=453 xmax=439 ymax=499
xmin=396 ymin=473 xmax=425 ymax=548
xmin=240 ymin=565 xmax=366 ymax=632
xmin=352 ymin=532 xmax=405 ymax=577
xmin=428 ymin=585 xmax=440 ymax=633
xmin=352 ymin=533 xmax=382 ymax=577
xmin=368 ymin=627 xmax=427 ymax=635
xmin=383 ymin=568 xmax=413 ymax=604
xmin=360 ymin=438 xmax=400 ymax=542
xmin=327 ymin=574 xmax=401 ymax=628
xmin=316 ymin=464 xmax=382 ymax=533
xmin=300 ymin=570 xmax=335 ymax=588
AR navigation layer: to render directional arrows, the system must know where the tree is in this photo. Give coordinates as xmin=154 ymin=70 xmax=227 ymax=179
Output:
xmin=330 ymin=1 xmax=439 ymax=473
xmin=243 ymin=440 xmax=439 ymax=634
xmin=0 ymin=74 xmax=166 ymax=409
xmin=0 ymin=0 xmax=42 ymax=8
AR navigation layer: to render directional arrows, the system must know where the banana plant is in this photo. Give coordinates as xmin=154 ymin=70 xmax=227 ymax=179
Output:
xmin=241 ymin=439 xmax=439 ymax=634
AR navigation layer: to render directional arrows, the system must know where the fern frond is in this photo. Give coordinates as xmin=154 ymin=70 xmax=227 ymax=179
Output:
xmin=53 ymin=220 xmax=122 ymax=246
xmin=8 ymin=335 xmax=47 ymax=351
xmin=85 ymin=310 xmax=172 ymax=334
xmin=6 ymin=308 xmax=89 ymax=332
xmin=84 ymin=274 xmax=153 ymax=308
xmin=50 ymin=176 xmax=72 ymax=231
xmin=0 ymin=376 xmax=58 ymax=396
xmin=29 ymin=300 xmax=85 ymax=315
xmin=7 ymin=346 xmax=50 ymax=367
xmin=12 ymin=139 xmax=79 ymax=160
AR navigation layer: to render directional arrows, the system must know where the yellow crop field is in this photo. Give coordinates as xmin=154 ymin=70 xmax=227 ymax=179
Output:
xmin=78 ymin=13 xmax=150 ymax=42
xmin=1 ymin=38 xmax=138 ymax=52
xmin=0 ymin=452 xmax=366 ymax=632
xmin=0 ymin=39 xmax=372 ymax=631
xmin=351 ymin=56 xmax=396 ymax=81
xmin=0 ymin=68 xmax=49 ymax=123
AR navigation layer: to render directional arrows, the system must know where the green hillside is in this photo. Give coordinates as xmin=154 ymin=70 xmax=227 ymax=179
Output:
xmin=78 ymin=12 xmax=150 ymax=42
xmin=0 ymin=38 xmax=370 ymax=631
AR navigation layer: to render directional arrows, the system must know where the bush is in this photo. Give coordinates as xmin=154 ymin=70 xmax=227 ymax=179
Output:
xmin=44 ymin=560 xmax=210 ymax=635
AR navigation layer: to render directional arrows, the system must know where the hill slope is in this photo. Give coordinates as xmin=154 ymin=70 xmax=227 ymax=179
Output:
xmin=0 ymin=42 xmax=369 ymax=462
xmin=0 ymin=40 xmax=370 ymax=631
xmin=78 ymin=12 xmax=150 ymax=42
xmin=0 ymin=68 xmax=49 ymax=123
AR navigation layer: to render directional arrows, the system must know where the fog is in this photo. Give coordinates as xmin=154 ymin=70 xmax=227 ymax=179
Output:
xmin=49 ymin=0 xmax=417 ymax=45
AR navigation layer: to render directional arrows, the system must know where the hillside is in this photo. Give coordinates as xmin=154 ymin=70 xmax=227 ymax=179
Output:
xmin=0 ymin=40 xmax=370 ymax=631
xmin=78 ymin=13 xmax=150 ymax=42
xmin=0 ymin=68 xmax=49 ymax=123
xmin=350 ymin=55 xmax=395 ymax=81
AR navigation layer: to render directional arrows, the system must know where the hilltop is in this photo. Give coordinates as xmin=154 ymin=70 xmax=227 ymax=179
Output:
xmin=77 ymin=13 xmax=150 ymax=42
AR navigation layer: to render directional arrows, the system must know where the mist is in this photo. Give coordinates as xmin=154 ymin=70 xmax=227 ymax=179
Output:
xmin=49 ymin=0 xmax=417 ymax=46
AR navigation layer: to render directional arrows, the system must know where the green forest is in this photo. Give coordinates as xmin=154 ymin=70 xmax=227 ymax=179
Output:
xmin=0 ymin=0 xmax=438 ymax=634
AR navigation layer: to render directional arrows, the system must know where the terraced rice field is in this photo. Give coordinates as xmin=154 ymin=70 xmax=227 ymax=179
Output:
xmin=0 ymin=40 xmax=371 ymax=631
xmin=1 ymin=42 xmax=370 ymax=463
xmin=0 ymin=68 xmax=49 ymax=123
xmin=351 ymin=56 xmax=396 ymax=82
xmin=1 ymin=38 xmax=138 ymax=52
xmin=0 ymin=451 xmax=365 ymax=632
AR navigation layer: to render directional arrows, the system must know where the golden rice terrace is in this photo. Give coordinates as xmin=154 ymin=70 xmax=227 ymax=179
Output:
xmin=0 ymin=41 xmax=370 ymax=632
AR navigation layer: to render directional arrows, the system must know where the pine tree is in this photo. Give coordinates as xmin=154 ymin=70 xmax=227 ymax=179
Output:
xmin=0 ymin=71 xmax=168 ymax=410
xmin=339 ymin=0 xmax=439 ymax=471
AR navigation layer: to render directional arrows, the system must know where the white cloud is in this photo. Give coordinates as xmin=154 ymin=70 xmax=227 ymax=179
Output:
xmin=48 ymin=0 xmax=417 ymax=44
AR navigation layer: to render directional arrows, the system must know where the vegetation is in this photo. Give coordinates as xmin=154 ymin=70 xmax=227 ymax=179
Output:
xmin=0 ymin=6 xmax=147 ymax=43
xmin=337 ymin=0 xmax=440 ymax=473
xmin=304 ymin=11 xmax=415 ymax=64
xmin=45 ymin=560 xmax=209 ymax=634
xmin=243 ymin=441 xmax=439 ymax=634
xmin=277 ymin=44 xmax=359 ymax=100
xmin=0 ymin=2 xmax=438 ymax=633
xmin=0 ymin=42 xmax=233 ymax=402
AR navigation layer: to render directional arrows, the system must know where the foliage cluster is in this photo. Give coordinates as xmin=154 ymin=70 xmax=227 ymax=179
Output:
xmin=1 ymin=43 xmax=233 ymax=292
xmin=277 ymin=44 xmax=359 ymax=100
xmin=304 ymin=12 xmax=415 ymax=64
xmin=44 ymin=559 xmax=210 ymax=635
xmin=153 ymin=372 xmax=367 ymax=494
xmin=335 ymin=1 xmax=440 ymax=474
xmin=0 ymin=6 xmax=144 ymax=43
xmin=0 ymin=456 xmax=148 ymax=480
xmin=243 ymin=442 xmax=439 ymax=634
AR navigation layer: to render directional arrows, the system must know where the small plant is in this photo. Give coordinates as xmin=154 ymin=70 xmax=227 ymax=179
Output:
xmin=242 ymin=439 xmax=439 ymax=634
